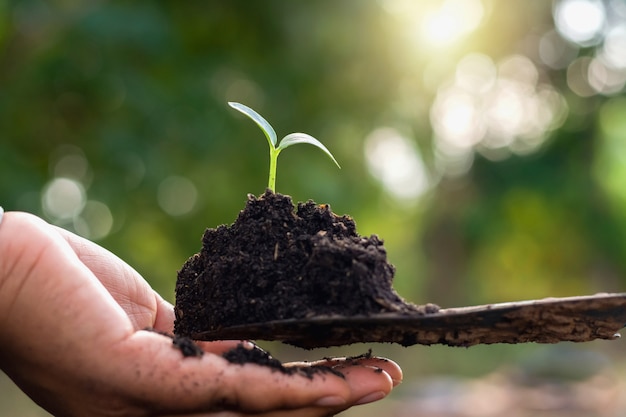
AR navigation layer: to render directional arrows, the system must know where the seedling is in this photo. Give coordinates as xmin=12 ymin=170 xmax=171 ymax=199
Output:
xmin=229 ymin=102 xmax=340 ymax=192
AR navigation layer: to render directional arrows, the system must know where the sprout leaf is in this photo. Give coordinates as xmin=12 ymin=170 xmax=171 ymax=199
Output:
xmin=229 ymin=101 xmax=340 ymax=192
xmin=278 ymin=133 xmax=341 ymax=168
xmin=228 ymin=102 xmax=277 ymax=147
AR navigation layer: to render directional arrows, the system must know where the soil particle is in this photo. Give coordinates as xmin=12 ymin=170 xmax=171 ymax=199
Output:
xmin=172 ymin=335 xmax=204 ymax=357
xmin=324 ymin=349 xmax=374 ymax=366
xmin=343 ymin=349 xmax=373 ymax=365
xmin=145 ymin=327 xmax=204 ymax=358
xmin=222 ymin=344 xmax=284 ymax=369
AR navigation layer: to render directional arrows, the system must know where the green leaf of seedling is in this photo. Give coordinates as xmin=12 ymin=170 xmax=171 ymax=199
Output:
xmin=278 ymin=133 xmax=341 ymax=169
xmin=229 ymin=101 xmax=341 ymax=192
xmin=228 ymin=102 xmax=277 ymax=148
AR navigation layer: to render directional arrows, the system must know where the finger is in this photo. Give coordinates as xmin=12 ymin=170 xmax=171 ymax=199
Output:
xmin=153 ymin=296 xmax=176 ymax=334
xmin=290 ymin=355 xmax=403 ymax=387
xmin=53 ymin=225 xmax=165 ymax=331
xmin=346 ymin=357 xmax=402 ymax=386
xmin=333 ymin=365 xmax=393 ymax=405
xmin=53 ymin=225 xmax=253 ymax=348
xmin=160 ymin=407 xmax=339 ymax=417
xmin=52 ymin=225 xmax=143 ymax=286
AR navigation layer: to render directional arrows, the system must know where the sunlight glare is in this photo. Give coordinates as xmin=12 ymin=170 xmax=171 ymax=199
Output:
xmin=421 ymin=0 xmax=484 ymax=46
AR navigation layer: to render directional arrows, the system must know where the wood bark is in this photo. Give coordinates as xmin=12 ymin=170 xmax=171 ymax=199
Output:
xmin=193 ymin=293 xmax=626 ymax=349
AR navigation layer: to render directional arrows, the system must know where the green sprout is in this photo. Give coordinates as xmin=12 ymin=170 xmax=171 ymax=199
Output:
xmin=229 ymin=102 xmax=340 ymax=192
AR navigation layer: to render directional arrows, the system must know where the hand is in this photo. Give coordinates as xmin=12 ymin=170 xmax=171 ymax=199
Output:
xmin=0 ymin=210 xmax=402 ymax=417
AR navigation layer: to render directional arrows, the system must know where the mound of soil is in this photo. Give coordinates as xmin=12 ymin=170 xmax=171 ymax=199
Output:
xmin=174 ymin=190 xmax=435 ymax=339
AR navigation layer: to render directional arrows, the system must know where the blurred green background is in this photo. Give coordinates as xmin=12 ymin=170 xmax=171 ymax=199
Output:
xmin=2 ymin=0 xmax=626 ymax=415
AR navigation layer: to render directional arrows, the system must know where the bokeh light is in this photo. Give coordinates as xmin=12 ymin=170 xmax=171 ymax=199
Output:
xmin=600 ymin=25 xmax=626 ymax=69
xmin=41 ymin=146 xmax=114 ymax=240
xmin=364 ymin=127 xmax=431 ymax=201
xmin=550 ymin=0 xmax=626 ymax=98
xmin=567 ymin=57 xmax=596 ymax=97
xmin=50 ymin=145 xmax=91 ymax=184
xmin=74 ymin=200 xmax=114 ymax=240
xmin=554 ymin=0 xmax=606 ymax=46
xmin=431 ymin=54 xmax=568 ymax=175
xmin=42 ymin=177 xmax=86 ymax=221
xmin=539 ymin=30 xmax=579 ymax=70
xmin=157 ymin=175 xmax=198 ymax=216
xmin=587 ymin=58 xmax=626 ymax=95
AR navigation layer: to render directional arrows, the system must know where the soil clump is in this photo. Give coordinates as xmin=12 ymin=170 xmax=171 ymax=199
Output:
xmin=221 ymin=344 xmax=344 ymax=379
xmin=174 ymin=190 xmax=436 ymax=338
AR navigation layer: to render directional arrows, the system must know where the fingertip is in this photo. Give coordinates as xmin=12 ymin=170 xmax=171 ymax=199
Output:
xmin=358 ymin=357 xmax=403 ymax=387
xmin=313 ymin=355 xmax=403 ymax=387
xmin=333 ymin=365 xmax=394 ymax=406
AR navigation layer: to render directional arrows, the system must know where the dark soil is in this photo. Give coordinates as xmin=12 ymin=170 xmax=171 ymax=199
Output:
xmin=145 ymin=327 xmax=204 ymax=357
xmin=172 ymin=335 xmax=204 ymax=357
xmin=221 ymin=343 xmax=344 ymax=379
xmin=174 ymin=190 xmax=435 ymax=339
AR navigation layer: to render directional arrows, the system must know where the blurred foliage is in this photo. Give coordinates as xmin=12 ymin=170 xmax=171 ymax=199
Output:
xmin=2 ymin=1 xmax=626 ymax=415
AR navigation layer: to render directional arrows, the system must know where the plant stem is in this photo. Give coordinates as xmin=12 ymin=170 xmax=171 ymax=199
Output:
xmin=268 ymin=148 xmax=279 ymax=191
